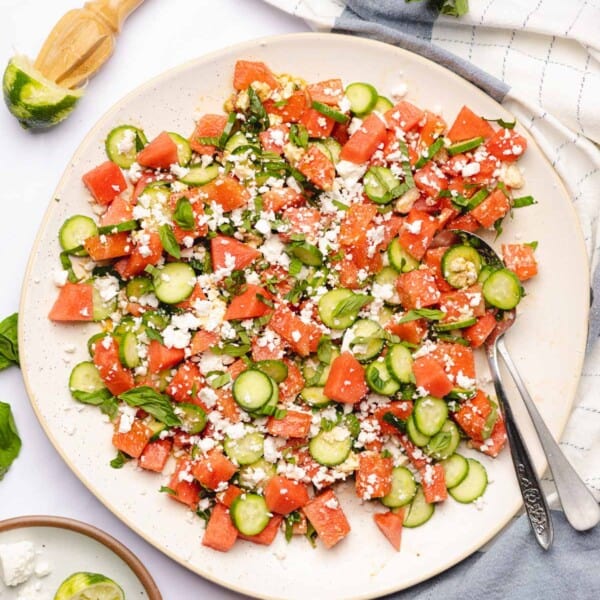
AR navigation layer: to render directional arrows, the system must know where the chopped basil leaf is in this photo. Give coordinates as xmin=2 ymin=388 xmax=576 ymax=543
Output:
xmin=0 ymin=401 xmax=21 ymax=480
xmin=118 ymin=386 xmax=181 ymax=427
xmin=382 ymin=412 xmax=407 ymax=433
xmin=290 ymin=124 xmax=309 ymax=149
xmin=332 ymin=294 xmax=373 ymax=318
xmin=173 ymin=197 xmax=195 ymax=231
xmin=159 ymin=485 xmax=177 ymax=496
xmin=525 ymin=241 xmax=539 ymax=250
xmin=244 ymin=86 xmax=270 ymax=134
xmin=513 ymin=195 xmax=537 ymax=208
xmin=97 ymin=220 xmax=138 ymax=235
xmin=110 ymin=450 xmax=131 ymax=469
xmin=207 ymin=371 xmax=232 ymax=389
xmin=396 ymin=308 xmax=446 ymax=324
xmin=284 ymin=511 xmax=302 ymax=542
xmin=158 ymin=224 xmax=181 ymax=259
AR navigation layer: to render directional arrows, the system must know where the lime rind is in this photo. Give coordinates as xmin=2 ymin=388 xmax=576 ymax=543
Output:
xmin=3 ymin=55 xmax=83 ymax=129
xmin=53 ymin=571 xmax=125 ymax=600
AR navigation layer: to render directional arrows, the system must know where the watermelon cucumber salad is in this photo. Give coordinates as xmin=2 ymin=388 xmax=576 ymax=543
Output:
xmin=49 ymin=59 xmax=538 ymax=552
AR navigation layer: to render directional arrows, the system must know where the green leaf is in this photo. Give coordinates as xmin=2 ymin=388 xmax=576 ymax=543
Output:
xmin=118 ymin=386 xmax=181 ymax=426
xmin=0 ymin=401 xmax=21 ymax=480
xmin=382 ymin=412 xmax=407 ymax=434
xmin=438 ymin=0 xmax=469 ymax=17
xmin=396 ymin=308 xmax=445 ymax=324
xmin=284 ymin=511 xmax=302 ymax=542
xmin=110 ymin=450 xmax=131 ymax=469
xmin=97 ymin=220 xmax=138 ymax=235
xmin=71 ymin=387 xmax=113 ymax=406
xmin=206 ymin=371 xmax=232 ymax=389
xmin=0 ymin=313 xmax=19 ymax=370
xmin=332 ymin=294 xmax=373 ymax=318
xmin=513 ymin=195 xmax=537 ymax=209
xmin=414 ymin=138 xmax=445 ymax=169
xmin=245 ymin=86 xmax=270 ymax=134
xmin=317 ymin=336 xmax=334 ymax=365
xmin=525 ymin=241 xmax=539 ymax=250
xmin=158 ymin=224 xmax=181 ymax=259
xmin=159 ymin=485 xmax=177 ymax=496
xmin=173 ymin=197 xmax=195 ymax=231
xmin=290 ymin=124 xmax=309 ymax=149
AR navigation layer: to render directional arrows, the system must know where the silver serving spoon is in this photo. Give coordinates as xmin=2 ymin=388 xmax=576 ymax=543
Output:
xmin=453 ymin=230 xmax=600 ymax=548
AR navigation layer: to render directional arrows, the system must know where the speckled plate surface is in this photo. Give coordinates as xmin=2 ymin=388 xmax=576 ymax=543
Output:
xmin=19 ymin=33 xmax=589 ymax=600
xmin=0 ymin=516 xmax=161 ymax=599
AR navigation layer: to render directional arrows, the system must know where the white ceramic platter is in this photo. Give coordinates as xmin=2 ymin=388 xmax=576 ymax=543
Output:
xmin=19 ymin=33 xmax=589 ymax=599
xmin=0 ymin=516 xmax=161 ymax=599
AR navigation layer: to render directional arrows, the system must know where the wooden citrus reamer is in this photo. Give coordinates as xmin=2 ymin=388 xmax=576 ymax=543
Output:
xmin=33 ymin=0 xmax=145 ymax=89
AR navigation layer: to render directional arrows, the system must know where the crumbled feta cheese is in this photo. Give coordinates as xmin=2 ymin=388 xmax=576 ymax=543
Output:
xmin=0 ymin=541 xmax=36 ymax=586
xmin=53 ymin=270 xmax=69 ymax=287
xmin=461 ymin=162 xmax=481 ymax=177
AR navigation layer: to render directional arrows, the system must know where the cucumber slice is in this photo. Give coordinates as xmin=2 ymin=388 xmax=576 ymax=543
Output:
xmin=53 ymin=571 xmax=125 ymax=600
xmin=388 ymin=238 xmax=419 ymax=273
xmin=141 ymin=310 xmax=169 ymax=330
xmin=69 ymin=361 xmax=105 ymax=394
xmin=176 ymin=402 xmax=207 ymax=434
xmin=441 ymin=453 xmax=469 ymax=489
xmin=385 ymin=344 xmax=414 ymax=383
xmin=366 ymin=358 xmax=401 ymax=396
xmin=406 ymin=414 xmax=430 ymax=447
xmin=434 ymin=316 xmax=478 ymax=332
xmin=448 ymin=458 xmax=488 ymax=503
xmin=59 ymin=215 xmax=98 ymax=255
xmin=402 ymin=485 xmax=435 ymax=528
xmin=374 ymin=266 xmax=402 ymax=306
xmin=482 ymin=268 xmax=522 ymax=310
xmin=345 ymin=82 xmax=378 ymax=116
xmin=250 ymin=376 xmax=279 ymax=417
xmin=318 ymin=288 xmax=367 ymax=330
xmin=302 ymin=358 xmax=332 ymax=387
xmin=92 ymin=282 xmax=118 ymax=322
xmin=224 ymin=131 xmax=248 ymax=154
xmin=322 ymin=137 xmax=342 ymax=163
xmin=425 ymin=420 xmax=460 ymax=460
xmin=230 ymin=493 xmax=270 ymax=536
xmin=224 ymin=431 xmax=264 ymax=466
xmin=152 ymin=263 xmax=196 ymax=304
xmin=482 ymin=400 xmax=499 ymax=440
xmin=232 ymin=370 xmax=273 ymax=411
xmin=373 ymin=96 xmax=394 ymax=113
xmin=105 ymin=125 xmax=147 ymax=168
xmin=442 ymin=245 xmax=483 ymax=289
xmin=289 ymin=242 xmax=323 ymax=266
xmin=238 ymin=459 xmax=277 ymax=490
xmin=300 ymin=386 xmax=330 ymax=408
xmin=125 ymin=276 xmax=153 ymax=300
xmin=255 ymin=359 xmax=288 ymax=383
xmin=382 ymin=466 xmax=417 ymax=508
xmin=117 ymin=331 xmax=140 ymax=368
xmin=87 ymin=333 xmax=106 ymax=357
xmin=310 ymin=140 xmax=333 ymax=162
xmin=363 ymin=166 xmax=402 ymax=204
xmin=147 ymin=418 xmax=167 ymax=440
xmin=447 ymin=136 xmax=485 ymax=157
xmin=413 ymin=396 xmax=448 ymax=437
xmin=168 ymin=132 xmax=192 ymax=166
xmin=347 ymin=318 xmax=384 ymax=362
xmin=179 ymin=164 xmax=219 ymax=186
xmin=477 ymin=264 xmax=495 ymax=285
xmin=309 ymin=427 xmax=352 ymax=466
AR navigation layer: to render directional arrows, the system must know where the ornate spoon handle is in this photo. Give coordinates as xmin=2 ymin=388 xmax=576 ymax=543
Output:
xmin=497 ymin=338 xmax=600 ymax=531
xmin=486 ymin=341 xmax=553 ymax=549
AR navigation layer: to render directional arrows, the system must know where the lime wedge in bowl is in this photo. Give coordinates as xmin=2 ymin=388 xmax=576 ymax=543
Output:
xmin=2 ymin=55 xmax=83 ymax=129
xmin=54 ymin=571 xmax=125 ymax=600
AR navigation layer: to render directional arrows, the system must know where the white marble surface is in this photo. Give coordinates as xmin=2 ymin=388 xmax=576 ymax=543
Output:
xmin=0 ymin=1 xmax=308 ymax=597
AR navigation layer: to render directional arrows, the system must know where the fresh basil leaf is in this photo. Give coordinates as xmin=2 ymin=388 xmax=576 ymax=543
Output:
xmin=0 ymin=313 xmax=19 ymax=370
xmin=396 ymin=308 xmax=446 ymax=324
xmin=212 ymin=342 xmax=251 ymax=358
xmin=71 ymin=387 xmax=113 ymax=406
xmin=100 ymin=396 xmax=119 ymax=419
xmin=206 ymin=371 xmax=231 ymax=389
xmin=0 ymin=401 xmax=21 ymax=480
xmin=159 ymin=485 xmax=177 ymax=495
xmin=97 ymin=220 xmax=138 ymax=235
xmin=284 ymin=511 xmax=302 ymax=543
xmin=245 ymin=86 xmax=270 ymax=134
xmin=382 ymin=411 xmax=407 ymax=434
xmin=218 ymin=112 xmax=237 ymax=148
xmin=333 ymin=294 xmax=373 ymax=318
xmin=196 ymin=507 xmax=212 ymax=522
xmin=427 ymin=431 xmax=452 ymax=453
xmin=290 ymin=124 xmax=309 ymax=149
xmin=110 ymin=450 xmax=131 ymax=469
xmin=144 ymin=327 xmax=164 ymax=344
xmin=513 ymin=195 xmax=536 ymax=208
xmin=173 ymin=197 xmax=195 ymax=231
xmin=525 ymin=241 xmax=539 ymax=250
xmin=158 ymin=224 xmax=181 ymax=259
xmin=118 ymin=386 xmax=181 ymax=426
